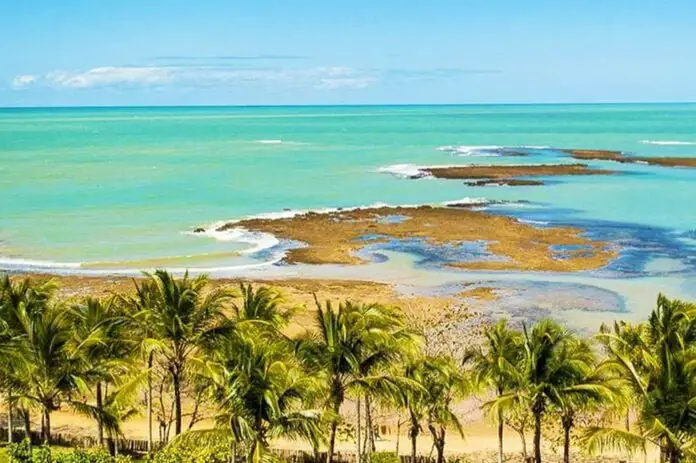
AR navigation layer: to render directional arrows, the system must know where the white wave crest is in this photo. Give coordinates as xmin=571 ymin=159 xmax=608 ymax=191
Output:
xmin=518 ymin=218 xmax=550 ymax=226
xmin=376 ymin=164 xmax=431 ymax=179
xmin=257 ymin=139 xmax=284 ymax=144
xmin=0 ymin=257 xmax=82 ymax=270
xmin=437 ymin=145 xmax=504 ymax=156
xmin=640 ymin=140 xmax=696 ymax=146
xmin=436 ymin=145 xmax=551 ymax=156
xmin=442 ymin=197 xmax=494 ymax=206
xmin=189 ymin=227 xmax=280 ymax=254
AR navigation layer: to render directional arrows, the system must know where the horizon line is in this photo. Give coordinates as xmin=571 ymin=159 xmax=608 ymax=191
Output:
xmin=1 ymin=100 xmax=696 ymax=110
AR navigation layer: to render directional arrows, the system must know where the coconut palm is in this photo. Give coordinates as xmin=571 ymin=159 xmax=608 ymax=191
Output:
xmin=387 ymin=359 xmax=424 ymax=462
xmin=126 ymin=270 xmax=234 ymax=437
xmin=181 ymin=331 xmax=324 ymax=463
xmin=0 ymin=275 xmax=56 ymax=442
xmin=231 ymin=283 xmax=296 ymax=329
xmin=463 ymin=319 xmax=522 ymax=463
xmin=67 ymin=296 xmax=133 ymax=446
xmin=298 ymin=299 xmax=412 ymax=463
xmin=421 ymin=356 xmax=471 ymax=463
xmin=488 ymin=319 xmax=601 ymax=463
xmin=583 ymin=295 xmax=696 ymax=463
xmin=549 ymin=338 xmax=618 ymax=463
xmin=597 ymin=320 xmax=649 ymax=431
xmin=13 ymin=302 xmax=80 ymax=442
xmin=0 ymin=316 xmax=23 ymax=443
xmin=71 ymin=371 xmax=146 ymax=454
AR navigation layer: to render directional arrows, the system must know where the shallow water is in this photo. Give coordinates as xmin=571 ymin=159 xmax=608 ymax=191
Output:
xmin=1 ymin=104 xmax=695 ymax=327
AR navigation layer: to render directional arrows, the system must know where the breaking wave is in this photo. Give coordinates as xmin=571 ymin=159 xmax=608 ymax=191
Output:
xmin=437 ymin=145 xmax=551 ymax=156
xmin=640 ymin=140 xmax=696 ymax=146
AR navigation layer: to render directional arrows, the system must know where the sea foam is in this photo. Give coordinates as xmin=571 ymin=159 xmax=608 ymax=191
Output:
xmin=640 ymin=140 xmax=696 ymax=146
xmin=436 ymin=145 xmax=551 ymax=156
xmin=376 ymin=164 xmax=431 ymax=179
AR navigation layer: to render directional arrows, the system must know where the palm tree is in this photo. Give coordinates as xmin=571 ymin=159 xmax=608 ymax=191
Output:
xmin=0 ymin=275 xmax=56 ymax=442
xmin=298 ymin=299 xmax=412 ymax=463
xmin=550 ymin=338 xmax=617 ymax=463
xmin=583 ymin=295 xmax=696 ymax=463
xmin=71 ymin=372 xmax=146 ymax=454
xmin=597 ymin=320 xmax=650 ymax=431
xmin=463 ymin=319 xmax=522 ymax=463
xmin=231 ymin=283 xmax=295 ymax=329
xmin=126 ymin=270 xmax=234 ymax=437
xmin=68 ymin=296 xmax=133 ymax=447
xmin=14 ymin=302 xmax=80 ymax=442
xmin=0 ymin=316 xmax=22 ymax=443
xmin=422 ymin=356 xmax=471 ymax=463
xmin=390 ymin=359 xmax=426 ymax=462
xmin=181 ymin=332 xmax=324 ymax=463
xmin=490 ymin=319 xmax=601 ymax=463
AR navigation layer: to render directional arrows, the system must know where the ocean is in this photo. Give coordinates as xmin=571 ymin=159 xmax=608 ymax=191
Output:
xmin=1 ymin=104 xmax=695 ymax=327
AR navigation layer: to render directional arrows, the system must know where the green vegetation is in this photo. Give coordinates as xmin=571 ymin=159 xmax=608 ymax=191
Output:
xmin=1 ymin=272 xmax=695 ymax=462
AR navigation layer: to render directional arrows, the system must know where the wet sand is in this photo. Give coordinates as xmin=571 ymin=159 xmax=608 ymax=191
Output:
xmin=226 ymin=206 xmax=618 ymax=272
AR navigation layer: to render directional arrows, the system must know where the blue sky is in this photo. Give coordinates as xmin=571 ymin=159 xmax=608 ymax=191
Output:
xmin=1 ymin=0 xmax=695 ymax=106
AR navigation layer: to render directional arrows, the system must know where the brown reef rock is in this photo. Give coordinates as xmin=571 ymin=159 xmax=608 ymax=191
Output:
xmin=565 ymin=149 xmax=696 ymax=167
xmin=223 ymin=206 xmax=618 ymax=272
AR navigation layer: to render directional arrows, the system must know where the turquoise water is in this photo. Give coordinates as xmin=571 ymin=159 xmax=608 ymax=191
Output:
xmin=1 ymin=104 xmax=695 ymax=281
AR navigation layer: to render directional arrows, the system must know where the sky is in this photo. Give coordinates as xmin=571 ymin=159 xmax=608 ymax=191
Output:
xmin=1 ymin=0 xmax=695 ymax=106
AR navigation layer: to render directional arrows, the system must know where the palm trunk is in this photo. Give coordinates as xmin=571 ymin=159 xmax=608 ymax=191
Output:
xmin=516 ymin=427 xmax=528 ymax=462
xmin=667 ymin=441 xmax=680 ymax=463
xmin=428 ymin=425 xmax=446 ymax=463
xmin=395 ymin=416 xmax=401 ymax=456
xmin=22 ymin=408 xmax=31 ymax=438
xmin=96 ymin=381 xmax=105 ymax=446
xmin=411 ymin=433 xmax=417 ymax=463
xmin=365 ymin=394 xmax=375 ymax=456
xmin=409 ymin=411 xmax=418 ymax=463
xmin=562 ymin=423 xmax=570 ymax=463
xmin=326 ymin=399 xmax=341 ymax=463
xmin=533 ymin=410 xmax=542 ymax=463
xmin=172 ymin=369 xmax=182 ymax=436
xmin=42 ymin=408 xmax=51 ymax=443
xmin=356 ymin=397 xmax=362 ymax=463
xmin=497 ymin=413 xmax=504 ymax=463
xmin=147 ymin=352 xmax=154 ymax=454
xmin=7 ymin=397 xmax=13 ymax=444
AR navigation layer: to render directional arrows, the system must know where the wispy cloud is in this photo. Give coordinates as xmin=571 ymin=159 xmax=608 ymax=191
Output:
xmin=386 ymin=68 xmax=502 ymax=80
xmin=150 ymin=55 xmax=307 ymax=61
xmin=46 ymin=67 xmax=173 ymax=88
xmin=11 ymin=64 xmax=498 ymax=92
xmin=12 ymin=74 xmax=37 ymax=89
xmin=12 ymin=65 xmax=375 ymax=90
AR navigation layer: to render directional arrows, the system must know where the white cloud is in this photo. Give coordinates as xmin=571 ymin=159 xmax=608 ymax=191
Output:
xmin=12 ymin=74 xmax=37 ymax=88
xmin=46 ymin=66 xmax=173 ymax=88
xmin=316 ymin=77 xmax=374 ymax=90
xmin=12 ymin=65 xmax=377 ymax=91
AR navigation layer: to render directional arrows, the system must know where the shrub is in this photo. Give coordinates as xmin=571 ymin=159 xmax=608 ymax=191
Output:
xmin=149 ymin=442 xmax=232 ymax=463
xmin=6 ymin=439 xmax=33 ymax=463
xmin=31 ymin=447 xmax=52 ymax=463
xmin=7 ymin=444 xmax=133 ymax=463
xmin=367 ymin=452 xmax=399 ymax=463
